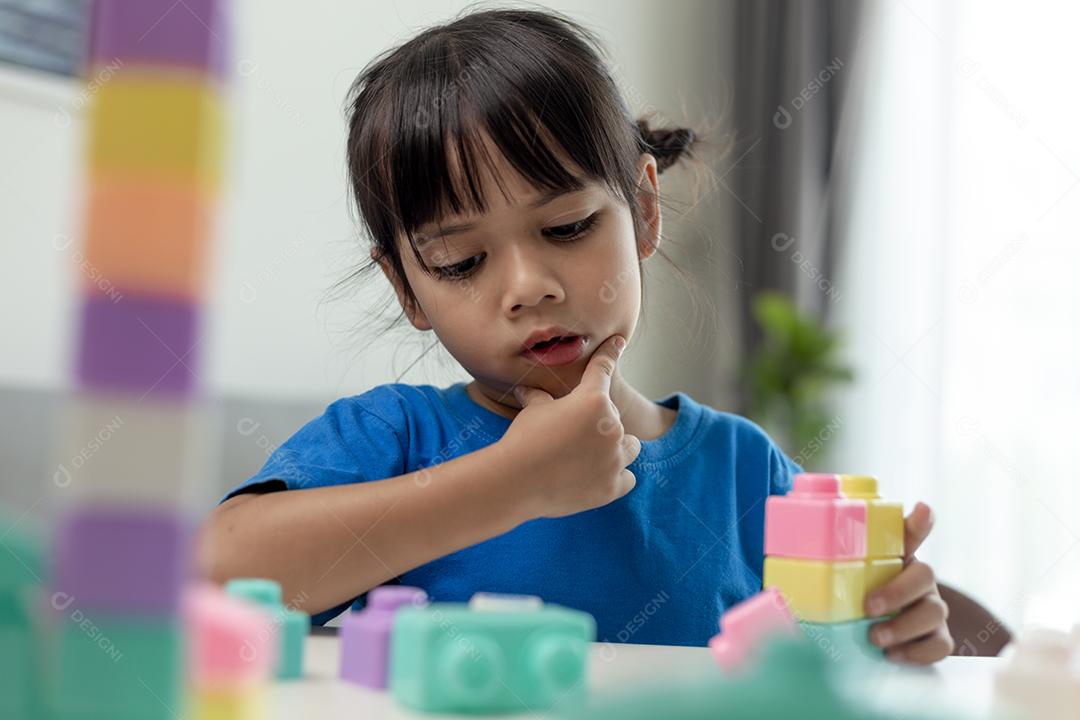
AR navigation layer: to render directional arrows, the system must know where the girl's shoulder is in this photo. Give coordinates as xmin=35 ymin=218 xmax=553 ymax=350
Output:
xmin=674 ymin=392 xmax=803 ymax=494
xmin=329 ymin=382 xmax=457 ymax=420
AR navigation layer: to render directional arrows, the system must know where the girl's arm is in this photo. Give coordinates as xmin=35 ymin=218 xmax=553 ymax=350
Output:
xmin=195 ymin=440 xmax=530 ymax=615
xmin=197 ymin=336 xmax=636 ymax=615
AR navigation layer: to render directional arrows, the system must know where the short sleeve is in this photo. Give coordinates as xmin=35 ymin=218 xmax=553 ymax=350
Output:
xmin=220 ymin=395 xmax=409 ymax=504
xmin=768 ymin=442 xmax=803 ymax=496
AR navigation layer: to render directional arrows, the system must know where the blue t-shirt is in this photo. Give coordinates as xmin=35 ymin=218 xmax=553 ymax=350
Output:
xmin=221 ymin=382 xmax=802 ymax=646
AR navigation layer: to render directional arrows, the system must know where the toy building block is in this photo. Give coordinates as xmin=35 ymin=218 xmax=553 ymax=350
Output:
xmin=340 ymin=585 xmax=428 ymax=688
xmin=708 ymin=588 xmax=801 ymax=673
xmin=76 ymin=293 xmax=201 ymax=398
xmin=765 ymin=473 xmax=867 ymax=560
xmin=184 ymin=584 xmax=275 ymax=720
xmin=88 ymin=72 xmax=224 ymax=188
xmin=225 ymin=577 xmax=310 ymax=680
xmin=799 ymin=619 xmax=885 ymax=665
xmin=52 ymin=505 xmax=189 ymax=614
xmin=51 ymin=614 xmax=184 ymax=720
xmin=839 ymin=475 xmax=904 ymax=558
xmin=389 ymin=602 xmax=595 ymax=714
xmin=224 ymin=578 xmax=282 ymax=607
xmin=469 ymin=592 xmax=544 ymax=612
xmin=763 ymin=557 xmax=866 ymax=623
xmin=184 ymin=584 xmax=277 ymax=688
xmin=84 ymin=177 xmax=213 ymax=299
xmin=864 ymin=557 xmax=903 ymax=596
xmin=52 ymin=391 xmax=212 ymax=510
xmin=0 ymin=510 xmax=44 ymax=720
xmin=995 ymin=627 xmax=1080 ymax=720
xmin=89 ymin=0 xmax=229 ymax=76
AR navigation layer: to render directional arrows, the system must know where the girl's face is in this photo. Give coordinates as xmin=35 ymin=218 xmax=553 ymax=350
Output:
xmin=376 ymin=134 xmax=661 ymax=403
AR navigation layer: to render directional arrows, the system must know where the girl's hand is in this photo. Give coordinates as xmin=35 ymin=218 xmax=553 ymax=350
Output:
xmin=864 ymin=502 xmax=955 ymax=664
xmin=499 ymin=334 xmax=641 ymax=519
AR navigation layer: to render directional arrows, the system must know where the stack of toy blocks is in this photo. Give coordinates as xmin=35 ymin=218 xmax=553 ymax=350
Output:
xmin=184 ymin=584 xmax=277 ymax=719
xmin=762 ymin=472 xmax=904 ymax=663
xmin=224 ymin=578 xmax=309 ymax=680
xmin=389 ymin=592 xmax=595 ymax=714
xmin=46 ymin=1 xmax=230 ymax=718
xmin=340 ymin=584 xmax=429 ymax=688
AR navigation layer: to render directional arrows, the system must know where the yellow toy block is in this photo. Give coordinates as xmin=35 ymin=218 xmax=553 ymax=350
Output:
xmin=189 ymin=688 xmax=266 ymax=720
xmin=839 ymin=475 xmax=904 ymax=558
xmin=864 ymin=557 xmax=903 ymax=597
xmin=88 ymin=71 xmax=224 ymax=189
xmin=763 ymin=557 xmax=866 ymax=623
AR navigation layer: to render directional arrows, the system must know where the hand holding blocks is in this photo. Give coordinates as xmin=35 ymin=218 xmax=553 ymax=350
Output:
xmin=759 ymin=472 xmax=906 ymax=662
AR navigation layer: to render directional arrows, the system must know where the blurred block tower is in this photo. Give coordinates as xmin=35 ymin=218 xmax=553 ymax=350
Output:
xmin=46 ymin=1 xmax=231 ymax=718
xmin=761 ymin=473 xmax=904 ymax=662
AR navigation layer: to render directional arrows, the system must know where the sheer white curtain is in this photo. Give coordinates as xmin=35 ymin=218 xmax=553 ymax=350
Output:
xmin=833 ymin=0 xmax=1080 ymax=631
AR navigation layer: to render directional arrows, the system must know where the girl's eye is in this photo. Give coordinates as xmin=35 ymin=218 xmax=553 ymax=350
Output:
xmin=432 ymin=253 xmax=485 ymax=279
xmin=544 ymin=211 xmax=600 ymax=241
xmin=429 ymin=212 xmax=599 ymax=280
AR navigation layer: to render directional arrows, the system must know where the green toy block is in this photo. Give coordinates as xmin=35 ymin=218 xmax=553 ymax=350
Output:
xmin=800 ymin=619 xmax=886 ymax=666
xmin=225 ymin=577 xmax=308 ymax=680
xmin=0 ymin=508 xmax=45 ymax=720
xmin=389 ymin=602 xmax=595 ymax=714
xmin=224 ymin=577 xmax=282 ymax=608
xmin=277 ymin=606 xmax=309 ymax=680
xmin=0 ymin=593 xmax=38 ymax=720
xmin=51 ymin=615 xmax=184 ymax=720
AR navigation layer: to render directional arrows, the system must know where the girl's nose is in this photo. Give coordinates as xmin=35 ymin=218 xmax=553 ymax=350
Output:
xmin=502 ymin=246 xmax=565 ymax=314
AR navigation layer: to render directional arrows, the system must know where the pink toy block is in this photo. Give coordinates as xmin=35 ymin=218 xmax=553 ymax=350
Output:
xmin=765 ymin=473 xmax=867 ymax=560
xmin=708 ymin=588 xmax=801 ymax=672
xmin=340 ymin=585 xmax=428 ymax=689
xmin=184 ymin=584 xmax=278 ymax=690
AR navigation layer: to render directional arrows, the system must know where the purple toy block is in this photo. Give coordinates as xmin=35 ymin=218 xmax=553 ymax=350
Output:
xmin=88 ymin=0 xmax=230 ymax=77
xmin=340 ymin=585 xmax=428 ymax=689
xmin=764 ymin=473 xmax=868 ymax=561
xmin=76 ymin=292 xmax=202 ymax=399
xmin=52 ymin=505 xmax=190 ymax=614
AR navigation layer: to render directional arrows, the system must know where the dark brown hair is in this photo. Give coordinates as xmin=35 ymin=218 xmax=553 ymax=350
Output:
xmin=339 ymin=4 xmax=702 ymax=338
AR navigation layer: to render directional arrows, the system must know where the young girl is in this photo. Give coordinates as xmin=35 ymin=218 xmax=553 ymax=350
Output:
xmin=199 ymin=6 xmax=952 ymax=663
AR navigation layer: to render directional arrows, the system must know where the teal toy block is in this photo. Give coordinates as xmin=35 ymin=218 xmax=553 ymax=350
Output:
xmin=0 ymin=507 xmax=45 ymax=720
xmin=277 ymin=606 xmax=308 ymax=680
xmin=51 ymin=615 xmax=184 ymax=720
xmin=800 ymin=618 xmax=886 ymax=666
xmin=389 ymin=602 xmax=595 ymax=714
xmin=224 ymin=577 xmax=309 ymax=680
xmin=0 ymin=591 xmax=39 ymax=720
xmin=224 ymin=577 xmax=281 ymax=608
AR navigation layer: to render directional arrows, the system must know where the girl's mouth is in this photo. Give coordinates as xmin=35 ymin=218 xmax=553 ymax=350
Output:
xmin=520 ymin=335 xmax=586 ymax=367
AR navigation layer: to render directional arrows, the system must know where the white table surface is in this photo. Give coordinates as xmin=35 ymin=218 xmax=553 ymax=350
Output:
xmin=265 ymin=634 xmax=1007 ymax=719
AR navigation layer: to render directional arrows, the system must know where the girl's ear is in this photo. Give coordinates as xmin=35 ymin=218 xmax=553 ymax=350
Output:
xmin=635 ymin=153 xmax=662 ymax=261
xmin=372 ymin=247 xmax=433 ymax=331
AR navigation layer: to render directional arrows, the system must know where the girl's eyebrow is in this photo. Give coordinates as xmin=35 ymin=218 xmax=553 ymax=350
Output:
xmin=416 ymin=186 xmax=586 ymax=245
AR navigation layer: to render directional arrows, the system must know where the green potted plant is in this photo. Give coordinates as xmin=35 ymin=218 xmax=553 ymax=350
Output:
xmin=744 ymin=291 xmax=854 ymax=469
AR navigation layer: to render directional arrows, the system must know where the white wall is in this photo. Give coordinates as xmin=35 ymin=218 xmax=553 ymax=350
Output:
xmin=0 ymin=0 xmax=739 ymax=407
